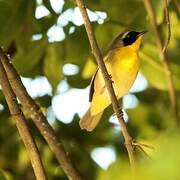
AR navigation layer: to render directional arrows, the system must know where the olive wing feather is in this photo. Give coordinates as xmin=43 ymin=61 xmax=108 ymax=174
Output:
xmin=89 ymin=69 xmax=98 ymax=102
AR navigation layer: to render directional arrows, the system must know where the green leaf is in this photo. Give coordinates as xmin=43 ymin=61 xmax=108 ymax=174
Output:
xmin=35 ymin=95 xmax=52 ymax=107
xmin=66 ymin=74 xmax=90 ymax=88
xmin=128 ymin=103 xmax=166 ymax=138
xmin=15 ymin=0 xmax=39 ymax=48
xmin=0 ymin=170 xmax=7 ymax=180
xmin=43 ymin=43 xmax=64 ymax=92
xmin=0 ymin=0 xmax=37 ymax=47
xmin=0 ymin=0 xmax=21 ymax=46
xmin=97 ymin=158 xmax=129 ymax=180
xmin=37 ymin=15 xmax=57 ymax=34
xmin=64 ymin=26 xmax=90 ymax=66
xmin=42 ymin=0 xmax=57 ymax=15
xmin=13 ymin=39 xmax=48 ymax=77
xmin=87 ymin=0 xmax=147 ymax=29
xmin=151 ymin=0 xmax=164 ymax=24
xmin=140 ymin=49 xmax=180 ymax=90
xmin=95 ymin=22 xmax=123 ymax=54
xmin=62 ymin=1 xmax=75 ymax=11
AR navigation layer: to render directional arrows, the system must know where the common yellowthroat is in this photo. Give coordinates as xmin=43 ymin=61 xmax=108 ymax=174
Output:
xmin=80 ymin=31 xmax=147 ymax=131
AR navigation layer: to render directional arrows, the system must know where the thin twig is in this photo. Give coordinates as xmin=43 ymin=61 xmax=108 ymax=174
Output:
xmin=75 ymin=0 xmax=135 ymax=167
xmin=132 ymin=142 xmax=154 ymax=160
xmin=133 ymin=142 xmax=155 ymax=150
xmin=143 ymin=0 xmax=179 ymax=125
xmin=0 ymin=48 xmax=81 ymax=180
xmin=0 ymin=58 xmax=47 ymax=180
xmin=162 ymin=0 xmax=171 ymax=53
xmin=136 ymin=145 xmax=152 ymax=160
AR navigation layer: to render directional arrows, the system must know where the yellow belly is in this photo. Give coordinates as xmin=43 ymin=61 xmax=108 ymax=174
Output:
xmin=91 ymin=46 xmax=139 ymax=115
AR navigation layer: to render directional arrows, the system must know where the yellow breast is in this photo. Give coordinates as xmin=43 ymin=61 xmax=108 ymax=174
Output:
xmin=91 ymin=46 xmax=140 ymax=115
xmin=107 ymin=46 xmax=139 ymax=97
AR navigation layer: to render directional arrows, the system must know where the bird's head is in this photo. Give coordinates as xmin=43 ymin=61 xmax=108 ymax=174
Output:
xmin=110 ymin=30 xmax=147 ymax=50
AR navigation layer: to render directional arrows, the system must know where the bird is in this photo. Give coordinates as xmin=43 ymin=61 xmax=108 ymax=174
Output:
xmin=79 ymin=30 xmax=147 ymax=131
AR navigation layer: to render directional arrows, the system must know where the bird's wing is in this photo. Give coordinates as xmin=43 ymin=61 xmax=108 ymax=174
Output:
xmin=89 ymin=68 xmax=98 ymax=102
xmin=89 ymin=55 xmax=110 ymax=102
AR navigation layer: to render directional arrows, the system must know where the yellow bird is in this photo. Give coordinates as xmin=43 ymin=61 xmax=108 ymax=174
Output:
xmin=80 ymin=30 xmax=147 ymax=131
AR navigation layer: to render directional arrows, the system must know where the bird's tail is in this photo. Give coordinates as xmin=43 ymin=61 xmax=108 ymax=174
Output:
xmin=79 ymin=108 xmax=103 ymax=132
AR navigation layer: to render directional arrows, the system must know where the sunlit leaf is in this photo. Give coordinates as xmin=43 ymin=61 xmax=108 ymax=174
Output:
xmin=0 ymin=170 xmax=7 ymax=180
xmin=140 ymin=50 xmax=180 ymax=90
xmin=98 ymin=134 xmax=180 ymax=180
xmin=64 ymin=26 xmax=90 ymax=66
xmin=44 ymin=43 xmax=63 ymax=92
xmin=95 ymin=22 xmax=122 ymax=54
xmin=13 ymin=39 xmax=48 ymax=77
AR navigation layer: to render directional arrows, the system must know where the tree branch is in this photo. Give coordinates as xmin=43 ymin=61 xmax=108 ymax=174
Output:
xmin=162 ymin=0 xmax=171 ymax=53
xmin=0 ymin=48 xmax=81 ymax=180
xmin=0 ymin=57 xmax=47 ymax=180
xmin=143 ymin=0 xmax=179 ymax=125
xmin=75 ymin=0 xmax=135 ymax=167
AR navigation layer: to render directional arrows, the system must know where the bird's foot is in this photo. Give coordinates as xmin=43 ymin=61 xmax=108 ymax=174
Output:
xmin=107 ymin=73 xmax=114 ymax=83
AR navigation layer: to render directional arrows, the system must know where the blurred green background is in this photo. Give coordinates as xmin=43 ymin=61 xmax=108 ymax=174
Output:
xmin=0 ymin=0 xmax=179 ymax=179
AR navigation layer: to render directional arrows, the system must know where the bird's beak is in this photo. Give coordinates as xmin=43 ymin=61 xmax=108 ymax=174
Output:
xmin=137 ymin=30 xmax=148 ymax=37
xmin=133 ymin=30 xmax=147 ymax=50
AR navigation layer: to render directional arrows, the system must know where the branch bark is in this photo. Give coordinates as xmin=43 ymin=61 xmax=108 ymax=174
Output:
xmin=0 ymin=48 xmax=81 ymax=180
xmin=143 ymin=0 xmax=179 ymax=125
xmin=162 ymin=0 xmax=171 ymax=53
xmin=75 ymin=0 xmax=135 ymax=167
xmin=0 ymin=57 xmax=47 ymax=180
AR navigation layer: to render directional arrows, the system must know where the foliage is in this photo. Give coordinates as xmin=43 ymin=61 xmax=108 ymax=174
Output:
xmin=98 ymin=133 xmax=180 ymax=180
xmin=0 ymin=0 xmax=179 ymax=179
